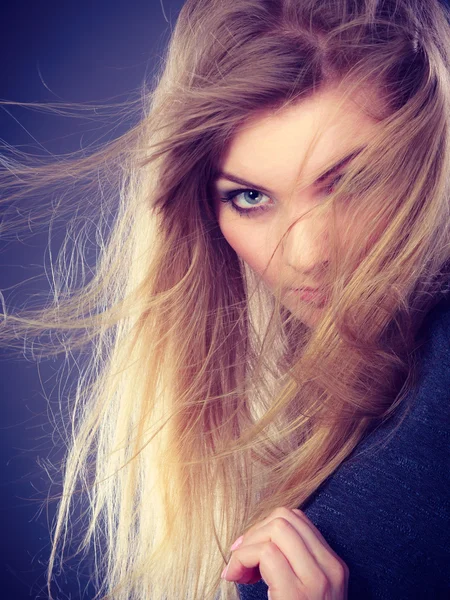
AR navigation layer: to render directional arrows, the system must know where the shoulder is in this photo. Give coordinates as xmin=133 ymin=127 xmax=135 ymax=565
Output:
xmin=407 ymin=294 xmax=450 ymax=427
xmin=298 ymin=297 xmax=450 ymax=597
xmin=354 ymin=294 xmax=450 ymax=464
xmin=417 ymin=293 xmax=450 ymax=368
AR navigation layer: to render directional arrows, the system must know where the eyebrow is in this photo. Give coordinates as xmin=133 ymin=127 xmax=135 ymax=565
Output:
xmin=214 ymin=147 xmax=365 ymax=195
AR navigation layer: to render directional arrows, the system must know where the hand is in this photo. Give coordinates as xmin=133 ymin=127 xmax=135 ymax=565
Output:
xmin=221 ymin=507 xmax=349 ymax=600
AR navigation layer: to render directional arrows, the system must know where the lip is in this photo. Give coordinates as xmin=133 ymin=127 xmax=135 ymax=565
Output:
xmin=290 ymin=287 xmax=326 ymax=306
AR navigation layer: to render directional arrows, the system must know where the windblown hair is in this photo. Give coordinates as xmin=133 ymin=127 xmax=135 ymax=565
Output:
xmin=1 ymin=0 xmax=450 ymax=598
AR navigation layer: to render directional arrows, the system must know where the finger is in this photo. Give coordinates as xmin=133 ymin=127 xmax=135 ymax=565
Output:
xmin=224 ymin=540 xmax=304 ymax=600
xmin=291 ymin=509 xmax=340 ymax=557
xmin=292 ymin=509 xmax=350 ymax=583
xmin=239 ymin=508 xmax=348 ymax=592
xmin=243 ymin=508 xmax=336 ymax=567
xmin=231 ymin=517 xmax=325 ymax=590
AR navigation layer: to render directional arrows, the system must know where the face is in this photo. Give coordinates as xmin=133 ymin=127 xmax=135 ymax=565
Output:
xmin=213 ymin=85 xmax=385 ymax=328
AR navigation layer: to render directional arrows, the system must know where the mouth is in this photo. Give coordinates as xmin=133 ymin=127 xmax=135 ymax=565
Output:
xmin=290 ymin=287 xmax=327 ymax=306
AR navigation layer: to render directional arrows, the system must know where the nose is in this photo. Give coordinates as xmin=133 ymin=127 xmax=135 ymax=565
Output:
xmin=281 ymin=212 xmax=330 ymax=276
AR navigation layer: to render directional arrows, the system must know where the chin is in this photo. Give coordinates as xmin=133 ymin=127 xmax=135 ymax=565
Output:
xmin=282 ymin=298 xmax=324 ymax=328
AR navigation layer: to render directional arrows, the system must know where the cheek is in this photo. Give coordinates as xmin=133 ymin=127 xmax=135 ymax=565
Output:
xmin=359 ymin=212 xmax=390 ymax=253
xmin=339 ymin=210 xmax=390 ymax=262
xmin=368 ymin=214 xmax=390 ymax=246
xmin=216 ymin=209 xmax=272 ymax=277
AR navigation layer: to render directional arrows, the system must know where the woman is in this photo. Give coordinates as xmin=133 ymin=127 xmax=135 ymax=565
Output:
xmin=1 ymin=0 xmax=449 ymax=598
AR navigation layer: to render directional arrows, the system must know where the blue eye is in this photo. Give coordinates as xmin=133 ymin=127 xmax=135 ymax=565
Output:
xmin=219 ymin=188 xmax=271 ymax=216
xmin=218 ymin=174 xmax=346 ymax=218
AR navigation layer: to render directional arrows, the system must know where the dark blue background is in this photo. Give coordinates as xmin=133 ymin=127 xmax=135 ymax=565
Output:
xmin=0 ymin=2 xmax=183 ymax=598
xmin=2 ymin=1 xmax=450 ymax=599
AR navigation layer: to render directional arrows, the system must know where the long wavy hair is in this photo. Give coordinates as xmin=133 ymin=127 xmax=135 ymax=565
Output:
xmin=1 ymin=0 xmax=450 ymax=598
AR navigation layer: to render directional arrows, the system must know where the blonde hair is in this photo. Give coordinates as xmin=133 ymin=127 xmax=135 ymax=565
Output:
xmin=1 ymin=0 xmax=450 ymax=598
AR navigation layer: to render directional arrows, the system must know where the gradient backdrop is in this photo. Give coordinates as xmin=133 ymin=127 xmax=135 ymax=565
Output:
xmin=1 ymin=1 xmax=450 ymax=599
xmin=0 ymin=2 xmax=183 ymax=598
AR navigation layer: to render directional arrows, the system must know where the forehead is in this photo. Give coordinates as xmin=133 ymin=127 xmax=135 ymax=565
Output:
xmin=219 ymin=87 xmax=381 ymax=187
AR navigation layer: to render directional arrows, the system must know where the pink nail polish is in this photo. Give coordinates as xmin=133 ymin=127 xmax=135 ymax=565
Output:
xmin=221 ymin=563 xmax=229 ymax=579
xmin=230 ymin=535 xmax=243 ymax=551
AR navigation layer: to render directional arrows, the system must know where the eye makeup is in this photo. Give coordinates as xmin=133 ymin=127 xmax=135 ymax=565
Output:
xmin=217 ymin=173 xmax=345 ymax=217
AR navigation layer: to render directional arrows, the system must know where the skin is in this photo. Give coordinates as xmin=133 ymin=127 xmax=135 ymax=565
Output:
xmin=215 ymin=87 xmax=387 ymax=596
xmin=221 ymin=507 xmax=349 ymax=600
xmin=213 ymin=85 xmax=385 ymax=328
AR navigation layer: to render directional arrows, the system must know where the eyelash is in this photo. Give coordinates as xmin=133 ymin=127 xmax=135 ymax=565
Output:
xmin=219 ymin=174 xmax=345 ymax=217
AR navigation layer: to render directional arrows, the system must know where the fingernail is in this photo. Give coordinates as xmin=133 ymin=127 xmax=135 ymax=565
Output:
xmin=221 ymin=562 xmax=229 ymax=579
xmin=230 ymin=535 xmax=243 ymax=551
